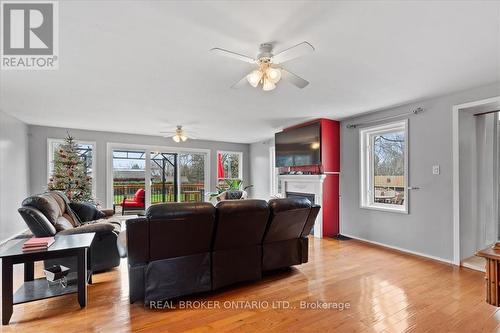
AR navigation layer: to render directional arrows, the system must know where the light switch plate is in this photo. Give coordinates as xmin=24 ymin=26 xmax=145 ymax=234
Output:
xmin=432 ymin=165 xmax=440 ymax=175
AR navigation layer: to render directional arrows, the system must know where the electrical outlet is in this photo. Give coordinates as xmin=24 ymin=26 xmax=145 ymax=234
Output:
xmin=432 ymin=165 xmax=440 ymax=175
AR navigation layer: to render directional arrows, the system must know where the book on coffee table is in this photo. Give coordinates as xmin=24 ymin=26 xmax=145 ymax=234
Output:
xmin=22 ymin=237 xmax=55 ymax=252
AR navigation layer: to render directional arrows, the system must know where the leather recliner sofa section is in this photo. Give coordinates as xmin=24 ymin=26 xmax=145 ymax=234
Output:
xmin=211 ymin=200 xmax=270 ymax=289
xmin=126 ymin=198 xmax=321 ymax=304
xmin=127 ymin=202 xmax=216 ymax=304
xmin=18 ymin=191 xmax=121 ymax=272
xmin=262 ymin=198 xmax=313 ymax=271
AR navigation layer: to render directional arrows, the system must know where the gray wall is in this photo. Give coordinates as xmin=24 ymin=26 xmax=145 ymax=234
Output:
xmin=341 ymin=82 xmax=500 ymax=262
xmin=0 ymin=111 xmax=30 ymax=242
xmin=28 ymin=125 xmax=250 ymax=207
xmin=249 ymin=138 xmax=274 ymax=199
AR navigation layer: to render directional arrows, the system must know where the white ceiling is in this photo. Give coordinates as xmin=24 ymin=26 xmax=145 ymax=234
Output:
xmin=1 ymin=0 xmax=499 ymax=143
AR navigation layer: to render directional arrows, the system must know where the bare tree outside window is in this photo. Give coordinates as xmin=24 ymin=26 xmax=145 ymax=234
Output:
xmin=179 ymin=153 xmax=205 ymax=202
xmin=219 ymin=152 xmax=241 ymax=180
xmin=373 ymin=131 xmax=405 ymax=206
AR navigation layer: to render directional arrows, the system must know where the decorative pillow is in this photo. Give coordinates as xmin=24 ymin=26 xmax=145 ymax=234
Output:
xmin=69 ymin=202 xmax=106 ymax=223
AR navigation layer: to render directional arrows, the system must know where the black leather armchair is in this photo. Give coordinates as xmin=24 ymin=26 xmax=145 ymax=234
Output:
xmin=18 ymin=192 xmax=121 ymax=272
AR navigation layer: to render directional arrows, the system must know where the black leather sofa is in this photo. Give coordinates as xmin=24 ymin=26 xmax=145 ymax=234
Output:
xmin=126 ymin=198 xmax=320 ymax=304
xmin=18 ymin=191 xmax=121 ymax=272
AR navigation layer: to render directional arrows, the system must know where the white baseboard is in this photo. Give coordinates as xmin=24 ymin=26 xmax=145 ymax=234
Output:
xmin=0 ymin=228 xmax=29 ymax=246
xmin=341 ymin=233 xmax=454 ymax=265
xmin=461 ymin=261 xmax=485 ymax=272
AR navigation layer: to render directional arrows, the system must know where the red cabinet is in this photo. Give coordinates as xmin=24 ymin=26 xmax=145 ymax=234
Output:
xmin=282 ymin=118 xmax=340 ymax=237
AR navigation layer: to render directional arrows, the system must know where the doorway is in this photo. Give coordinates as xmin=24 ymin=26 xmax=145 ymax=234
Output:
xmin=453 ymin=96 xmax=500 ymax=269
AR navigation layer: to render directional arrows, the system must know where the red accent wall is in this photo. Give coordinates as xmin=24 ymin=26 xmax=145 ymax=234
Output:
xmin=322 ymin=174 xmax=339 ymax=236
xmin=319 ymin=119 xmax=340 ymax=172
xmin=280 ymin=118 xmax=341 ymax=237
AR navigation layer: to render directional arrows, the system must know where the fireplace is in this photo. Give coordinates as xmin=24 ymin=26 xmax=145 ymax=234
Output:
xmin=286 ymin=192 xmax=315 ymax=205
xmin=279 ymin=174 xmax=326 ymax=238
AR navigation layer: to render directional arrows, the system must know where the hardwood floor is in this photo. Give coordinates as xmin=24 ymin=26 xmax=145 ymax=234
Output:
xmin=1 ymin=237 xmax=498 ymax=333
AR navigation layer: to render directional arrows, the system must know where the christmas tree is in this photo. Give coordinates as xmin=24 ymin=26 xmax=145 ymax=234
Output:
xmin=48 ymin=134 xmax=93 ymax=202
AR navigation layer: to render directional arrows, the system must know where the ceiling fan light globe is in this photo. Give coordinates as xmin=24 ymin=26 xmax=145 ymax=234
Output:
xmin=180 ymin=135 xmax=188 ymax=142
xmin=172 ymin=135 xmax=181 ymax=143
xmin=262 ymin=78 xmax=276 ymax=91
xmin=266 ymin=67 xmax=281 ymax=83
xmin=246 ymin=70 xmax=262 ymax=88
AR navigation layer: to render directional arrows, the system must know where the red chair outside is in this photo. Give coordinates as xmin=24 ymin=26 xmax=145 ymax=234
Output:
xmin=122 ymin=188 xmax=145 ymax=215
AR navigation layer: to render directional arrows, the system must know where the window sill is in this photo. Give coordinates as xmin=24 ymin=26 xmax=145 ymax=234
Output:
xmin=360 ymin=204 xmax=408 ymax=215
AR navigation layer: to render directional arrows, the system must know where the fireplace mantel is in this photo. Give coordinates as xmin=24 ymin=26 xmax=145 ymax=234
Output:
xmin=278 ymin=174 xmax=327 ymax=182
xmin=279 ymin=174 xmax=326 ymax=238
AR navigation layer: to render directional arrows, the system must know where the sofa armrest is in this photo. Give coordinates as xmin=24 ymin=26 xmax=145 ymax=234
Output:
xmin=300 ymin=204 xmax=321 ymax=237
xmin=58 ymin=222 xmax=115 ymax=237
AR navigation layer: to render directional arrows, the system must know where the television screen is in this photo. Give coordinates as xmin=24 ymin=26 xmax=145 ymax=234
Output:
xmin=275 ymin=123 xmax=321 ymax=167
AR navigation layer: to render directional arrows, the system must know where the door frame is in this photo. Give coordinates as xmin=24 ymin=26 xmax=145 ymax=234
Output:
xmin=106 ymin=142 xmax=211 ymax=209
xmin=452 ymin=96 xmax=500 ymax=265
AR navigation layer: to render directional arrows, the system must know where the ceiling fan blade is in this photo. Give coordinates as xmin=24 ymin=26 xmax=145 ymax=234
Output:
xmin=281 ymin=68 xmax=309 ymax=89
xmin=231 ymin=75 xmax=248 ymax=89
xmin=272 ymin=41 xmax=314 ymax=64
xmin=210 ymin=48 xmax=255 ymax=64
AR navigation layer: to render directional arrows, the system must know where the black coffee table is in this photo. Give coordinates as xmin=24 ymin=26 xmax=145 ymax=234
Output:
xmin=0 ymin=233 xmax=95 ymax=325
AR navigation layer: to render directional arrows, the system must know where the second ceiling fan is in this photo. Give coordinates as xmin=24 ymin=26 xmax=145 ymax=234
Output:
xmin=210 ymin=41 xmax=314 ymax=91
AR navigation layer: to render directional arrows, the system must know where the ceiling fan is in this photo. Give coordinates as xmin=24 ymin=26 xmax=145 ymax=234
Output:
xmin=210 ymin=41 xmax=314 ymax=91
xmin=160 ymin=125 xmax=197 ymax=143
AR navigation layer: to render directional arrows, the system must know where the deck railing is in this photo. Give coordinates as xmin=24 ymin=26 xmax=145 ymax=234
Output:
xmin=113 ymin=182 xmax=205 ymax=204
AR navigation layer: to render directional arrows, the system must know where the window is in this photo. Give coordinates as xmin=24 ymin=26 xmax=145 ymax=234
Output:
xmin=360 ymin=120 xmax=408 ymax=213
xmin=217 ymin=151 xmax=242 ymax=180
xmin=179 ymin=152 xmax=206 ymax=202
xmin=48 ymin=138 xmax=96 ymax=195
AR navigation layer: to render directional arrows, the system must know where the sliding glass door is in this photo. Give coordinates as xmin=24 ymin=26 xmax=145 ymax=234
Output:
xmin=179 ymin=152 xmax=206 ymax=202
xmin=108 ymin=145 xmax=209 ymax=214
xmin=150 ymin=152 xmax=177 ymax=204
xmin=112 ymin=150 xmax=146 ymax=214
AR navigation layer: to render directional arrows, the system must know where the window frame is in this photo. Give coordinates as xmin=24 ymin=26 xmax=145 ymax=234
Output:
xmin=269 ymin=146 xmax=279 ymax=196
xmin=47 ymin=138 xmax=97 ymax=197
xmin=359 ymin=120 xmax=409 ymax=214
xmin=217 ymin=150 xmax=243 ymax=181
